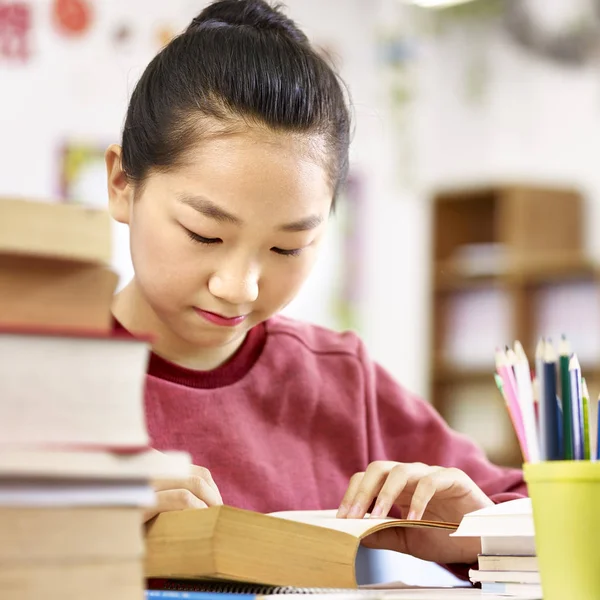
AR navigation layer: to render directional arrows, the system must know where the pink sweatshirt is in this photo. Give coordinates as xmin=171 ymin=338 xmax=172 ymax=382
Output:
xmin=120 ymin=315 xmax=526 ymax=573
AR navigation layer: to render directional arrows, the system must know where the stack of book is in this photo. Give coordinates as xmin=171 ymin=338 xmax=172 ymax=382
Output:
xmin=0 ymin=198 xmax=190 ymax=600
xmin=453 ymin=498 xmax=540 ymax=598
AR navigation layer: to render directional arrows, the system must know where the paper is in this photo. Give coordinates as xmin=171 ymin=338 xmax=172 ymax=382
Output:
xmin=268 ymin=510 xmax=455 ymax=538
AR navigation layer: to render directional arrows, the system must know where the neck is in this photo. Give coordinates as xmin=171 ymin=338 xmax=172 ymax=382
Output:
xmin=112 ymin=280 xmax=245 ymax=370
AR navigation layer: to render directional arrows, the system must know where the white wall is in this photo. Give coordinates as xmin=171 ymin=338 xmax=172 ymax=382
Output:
xmin=1 ymin=0 xmax=431 ymax=397
xmin=5 ymin=1 xmax=598 ymax=414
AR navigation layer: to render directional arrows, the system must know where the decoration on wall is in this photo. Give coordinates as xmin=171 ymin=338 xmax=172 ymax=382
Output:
xmin=52 ymin=0 xmax=93 ymax=38
xmin=377 ymin=27 xmax=419 ymax=187
xmin=59 ymin=141 xmax=107 ymax=207
xmin=112 ymin=22 xmax=133 ymax=48
xmin=426 ymin=0 xmax=503 ymax=105
xmin=155 ymin=24 xmax=176 ymax=49
xmin=332 ymin=174 xmax=365 ymax=332
xmin=504 ymin=0 xmax=600 ymax=67
xmin=0 ymin=1 xmax=32 ymax=62
xmin=429 ymin=0 xmax=600 ymax=69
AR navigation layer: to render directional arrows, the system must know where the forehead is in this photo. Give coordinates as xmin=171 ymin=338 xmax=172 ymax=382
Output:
xmin=149 ymin=127 xmax=333 ymax=219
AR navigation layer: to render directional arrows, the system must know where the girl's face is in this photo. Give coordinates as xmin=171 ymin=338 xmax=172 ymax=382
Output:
xmin=108 ymin=126 xmax=333 ymax=352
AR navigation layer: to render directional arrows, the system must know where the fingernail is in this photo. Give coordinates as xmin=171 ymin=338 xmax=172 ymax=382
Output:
xmin=336 ymin=505 xmax=349 ymax=518
xmin=406 ymin=510 xmax=418 ymax=520
xmin=348 ymin=503 xmax=362 ymax=518
xmin=370 ymin=504 xmax=383 ymax=518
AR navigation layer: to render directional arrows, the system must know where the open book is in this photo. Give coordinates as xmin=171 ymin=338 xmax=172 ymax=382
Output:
xmin=144 ymin=506 xmax=458 ymax=588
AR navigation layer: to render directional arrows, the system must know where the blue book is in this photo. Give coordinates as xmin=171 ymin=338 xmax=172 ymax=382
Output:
xmin=147 ymin=593 xmax=256 ymax=600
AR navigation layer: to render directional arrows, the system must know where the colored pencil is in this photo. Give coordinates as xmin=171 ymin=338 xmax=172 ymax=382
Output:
xmin=513 ymin=341 xmax=540 ymax=463
xmin=582 ymin=378 xmax=591 ymax=460
xmin=535 ymin=339 xmax=547 ymax=460
xmin=596 ymin=395 xmax=600 ymax=461
xmin=541 ymin=341 xmax=560 ymax=460
xmin=532 ymin=375 xmax=540 ymax=429
xmin=569 ymin=354 xmax=584 ymax=460
xmin=495 ymin=348 xmax=528 ymax=461
xmin=558 ymin=336 xmax=573 ymax=459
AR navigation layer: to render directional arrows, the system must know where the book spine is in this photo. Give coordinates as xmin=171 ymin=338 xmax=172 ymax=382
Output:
xmin=146 ymin=592 xmax=256 ymax=600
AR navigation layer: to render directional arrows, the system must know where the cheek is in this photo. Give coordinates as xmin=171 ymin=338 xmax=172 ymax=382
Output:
xmin=260 ymin=254 xmax=317 ymax=309
xmin=129 ymin=210 xmax=206 ymax=306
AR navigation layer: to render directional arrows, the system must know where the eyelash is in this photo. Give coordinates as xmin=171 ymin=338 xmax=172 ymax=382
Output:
xmin=185 ymin=229 xmax=222 ymax=245
xmin=271 ymin=247 xmax=303 ymax=257
xmin=184 ymin=228 xmax=303 ymax=257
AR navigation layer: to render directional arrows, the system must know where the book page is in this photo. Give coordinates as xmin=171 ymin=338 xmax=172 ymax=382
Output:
xmin=268 ymin=509 xmax=455 ymax=538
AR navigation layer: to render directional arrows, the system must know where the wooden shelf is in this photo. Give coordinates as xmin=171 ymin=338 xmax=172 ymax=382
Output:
xmin=430 ymin=184 xmax=589 ymax=466
xmin=434 ymin=362 xmax=600 ymax=384
xmin=434 ymin=270 xmax=502 ymax=292
xmin=433 ymin=364 xmax=493 ymax=384
xmin=434 ymin=255 xmax=598 ymax=292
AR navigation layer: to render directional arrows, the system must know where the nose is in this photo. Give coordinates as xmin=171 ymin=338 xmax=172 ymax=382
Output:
xmin=208 ymin=260 xmax=259 ymax=306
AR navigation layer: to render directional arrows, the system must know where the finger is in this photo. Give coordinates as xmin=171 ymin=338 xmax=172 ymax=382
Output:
xmin=190 ymin=465 xmax=223 ymax=504
xmin=406 ymin=469 xmax=454 ymax=520
xmin=370 ymin=463 xmax=435 ymax=518
xmin=337 ymin=472 xmax=364 ymax=518
xmin=152 ymin=474 xmax=222 ymax=507
xmin=143 ymin=488 xmax=209 ymax=523
xmin=345 ymin=461 xmax=397 ymax=519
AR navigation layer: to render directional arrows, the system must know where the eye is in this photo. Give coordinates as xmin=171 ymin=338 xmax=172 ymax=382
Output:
xmin=184 ymin=228 xmax=222 ymax=245
xmin=271 ymin=247 xmax=303 ymax=257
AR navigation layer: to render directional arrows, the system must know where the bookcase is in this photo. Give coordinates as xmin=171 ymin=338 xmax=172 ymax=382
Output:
xmin=430 ymin=185 xmax=600 ymax=467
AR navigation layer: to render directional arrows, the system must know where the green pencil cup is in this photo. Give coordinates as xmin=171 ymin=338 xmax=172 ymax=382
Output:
xmin=524 ymin=461 xmax=600 ymax=600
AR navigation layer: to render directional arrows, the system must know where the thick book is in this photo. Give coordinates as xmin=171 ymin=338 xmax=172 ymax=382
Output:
xmin=451 ymin=498 xmax=535 ymax=557
xmin=469 ymin=568 xmax=540 ymax=585
xmin=144 ymin=507 xmax=457 ymax=588
xmin=0 ymin=559 xmax=142 ymax=600
xmin=0 ymin=448 xmax=191 ymax=480
xmin=0 ymin=328 xmax=150 ymax=447
xmin=0 ymin=255 xmax=118 ymax=331
xmin=480 ymin=581 xmax=542 ymax=597
xmin=0 ymin=197 xmax=111 ymax=264
xmin=477 ymin=554 xmax=538 ymax=572
xmin=0 ymin=506 xmax=144 ymax=563
xmin=0 ymin=479 xmax=155 ymax=507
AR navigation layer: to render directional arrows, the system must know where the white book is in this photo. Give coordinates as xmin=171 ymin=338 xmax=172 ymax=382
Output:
xmin=0 ymin=479 xmax=155 ymax=507
xmin=452 ymin=499 xmax=536 ymax=557
xmin=0 ymin=448 xmax=190 ymax=480
xmin=481 ymin=536 xmax=536 ymax=557
xmin=0 ymin=330 xmax=150 ymax=447
xmin=478 ymin=554 xmax=538 ymax=572
xmin=452 ymin=498 xmax=533 ymax=538
xmin=469 ymin=569 xmax=540 ymax=584
xmin=481 ymin=581 xmax=542 ymax=597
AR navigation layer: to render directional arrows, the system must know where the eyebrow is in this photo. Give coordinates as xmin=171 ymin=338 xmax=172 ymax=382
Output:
xmin=179 ymin=195 xmax=324 ymax=232
xmin=278 ymin=214 xmax=324 ymax=232
xmin=179 ymin=195 xmax=241 ymax=225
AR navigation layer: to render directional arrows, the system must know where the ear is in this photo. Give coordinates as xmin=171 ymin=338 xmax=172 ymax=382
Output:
xmin=105 ymin=144 xmax=134 ymax=225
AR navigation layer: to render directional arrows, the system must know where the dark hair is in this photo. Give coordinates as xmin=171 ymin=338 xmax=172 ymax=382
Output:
xmin=121 ymin=0 xmax=351 ymax=202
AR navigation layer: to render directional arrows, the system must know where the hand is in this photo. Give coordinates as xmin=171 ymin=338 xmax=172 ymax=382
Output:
xmin=336 ymin=461 xmax=493 ymax=564
xmin=144 ymin=464 xmax=223 ymax=523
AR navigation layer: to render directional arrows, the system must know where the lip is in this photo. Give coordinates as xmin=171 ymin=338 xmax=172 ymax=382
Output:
xmin=194 ymin=308 xmax=248 ymax=327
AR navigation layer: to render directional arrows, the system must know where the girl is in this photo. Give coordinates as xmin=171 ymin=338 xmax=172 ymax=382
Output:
xmin=106 ymin=0 xmax=525 ymax=573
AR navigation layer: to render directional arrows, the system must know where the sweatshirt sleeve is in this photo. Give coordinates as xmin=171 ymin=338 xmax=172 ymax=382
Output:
xmin=358 ymin=342 xmax=527 ymax=577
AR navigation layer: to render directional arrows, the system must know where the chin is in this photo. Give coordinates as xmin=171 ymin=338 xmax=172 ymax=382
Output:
xmin=181 ymin=321 xmax=250 ymax=349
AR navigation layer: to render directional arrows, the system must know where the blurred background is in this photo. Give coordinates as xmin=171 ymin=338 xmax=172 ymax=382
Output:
xmin=3 ymin=0 xmax=600 ymax=586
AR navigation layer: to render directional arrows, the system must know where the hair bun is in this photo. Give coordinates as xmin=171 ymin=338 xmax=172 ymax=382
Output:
xmin=188 ymin=0 xmax=308 ymax=44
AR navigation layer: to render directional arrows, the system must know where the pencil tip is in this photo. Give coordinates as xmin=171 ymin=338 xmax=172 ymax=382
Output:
xmin=569 ymin=353 xmax=581 ymax=370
